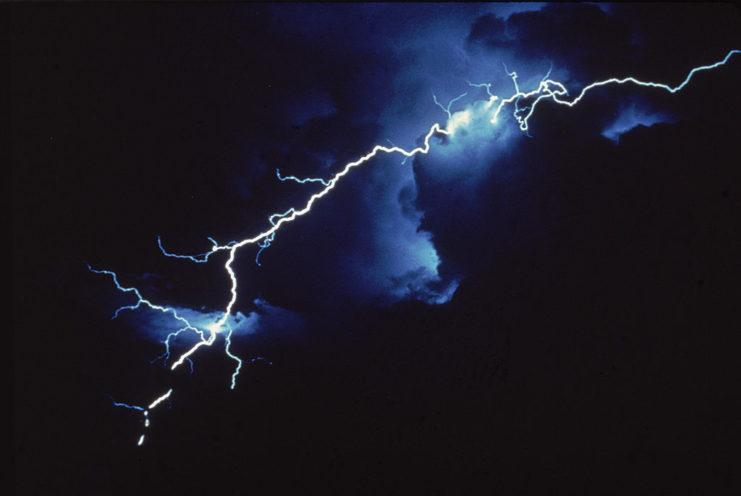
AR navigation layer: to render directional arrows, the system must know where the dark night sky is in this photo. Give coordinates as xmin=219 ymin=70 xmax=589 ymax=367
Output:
xmin=11 ymin=3 xmax=741 ymax=494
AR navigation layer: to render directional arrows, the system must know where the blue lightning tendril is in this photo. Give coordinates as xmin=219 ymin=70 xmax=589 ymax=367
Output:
xmin=91 ymin=49 xmax=740 ymax=445
xmin=467 ymin=80 xmax=496 ymax=99
xmin=276 ymin=168 xmax=331 ymax=186
xmin=433 ymin=91 xmax=469 ymax=118
xmin=158 ymin=235 xmax=237 ymax=264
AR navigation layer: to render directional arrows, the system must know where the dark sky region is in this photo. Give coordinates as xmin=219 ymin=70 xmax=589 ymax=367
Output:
xmin=11 ymin=3 xmax=741 ymax=494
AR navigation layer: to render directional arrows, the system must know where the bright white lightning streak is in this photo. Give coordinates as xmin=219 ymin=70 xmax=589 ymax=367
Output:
xmin=148 ymin=388 xmax=173 ymax=409
xmin=490 ymin=49 xmax=741 ymax=130
xmin=93 ymin=49 xmax=739 ymax=445
xmin=109 ymin=388 xmax=173 ymax=447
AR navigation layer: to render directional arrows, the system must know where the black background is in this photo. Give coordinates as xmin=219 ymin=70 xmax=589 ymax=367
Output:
xmin=11 ymin=4 xmax=741 ymax=494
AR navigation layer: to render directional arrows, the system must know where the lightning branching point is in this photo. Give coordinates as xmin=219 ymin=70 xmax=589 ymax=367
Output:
xmin=467 ymin=80 xmax=494 ymax=98
xmin=467 ymin=80 xmax=499 ymax=112
xmin=108 ymin=388 xmax=173 ymax=447
xmin=433 ymin=91 xmax=469 ymax=118
xmin=93 ymin=50 xmax=739 ymax=445
xmin=503 ymin=62 xmax=520 ymax=93
xmin=158 ymin=235 xmax=238 ymax=264
xmin=148 ymin=325 xmax=194 ymax=367
xmin=540 ymin=62 xmax=554 ymax=85
xmin=254 ymin=233 xmax=273 ymax=266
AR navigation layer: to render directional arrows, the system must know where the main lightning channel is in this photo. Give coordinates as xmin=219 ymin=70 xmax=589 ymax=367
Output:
xmin=92 ymin=49 xmax=739 ymax=445
xmin=169 ymin=48 xmax=741 ymax=371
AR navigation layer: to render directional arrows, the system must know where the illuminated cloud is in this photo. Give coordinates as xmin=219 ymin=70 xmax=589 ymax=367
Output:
xmin=601 ymin=104 xmax=674 ymax=143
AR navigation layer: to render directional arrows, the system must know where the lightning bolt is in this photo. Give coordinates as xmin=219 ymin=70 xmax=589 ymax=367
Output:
xmin=108 ymin=389 xmax=173 ymax=446
xmin=91 ymin=49 xmax=739 ymax=445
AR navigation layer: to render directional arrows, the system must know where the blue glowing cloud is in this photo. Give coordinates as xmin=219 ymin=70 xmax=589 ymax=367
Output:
xmin=601 ymin=103 xmax=674 ymax=143
xmin=121 ymin=305 xmax=258 ymax=343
